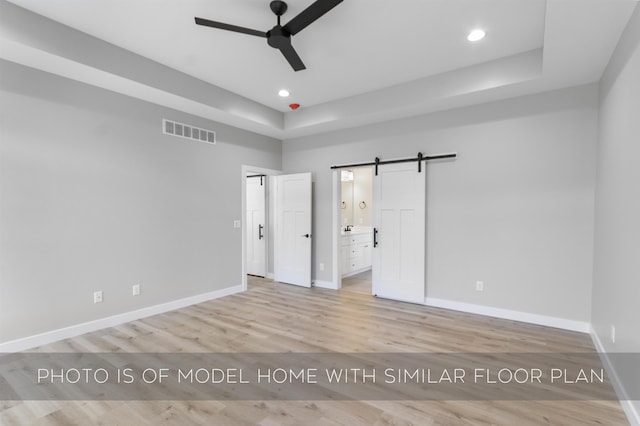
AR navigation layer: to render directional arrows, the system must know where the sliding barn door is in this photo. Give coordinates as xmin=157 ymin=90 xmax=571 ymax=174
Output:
xmin=275 ymin=173 xmax=312 ymax=287
xmin=246 ymin=176 xmax=266 ymax=277
xmin=372 ymin=162 xmax=426 ymax=304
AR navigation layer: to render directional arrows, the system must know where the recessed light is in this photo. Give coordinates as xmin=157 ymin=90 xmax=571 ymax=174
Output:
xmin=467 ymin=29 xmax=486 ymax=42
xmin=278 ymin=89 xmax=290 ymax=97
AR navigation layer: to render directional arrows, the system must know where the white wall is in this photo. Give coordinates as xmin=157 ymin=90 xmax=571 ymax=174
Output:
xmin=352 ymin=168 xmax=373 ymax=227
xmin=283 ymin=84 xmax=598 ymax=325
xmin=340 ymin=178 xmax=354 ymax=227
xmin=0 ymin=60 xmax=281 ymax=344
xmin=593 ymin=3 xmax=640 ymax=420
xmin=340 ymin=168 xmax=373 ymax=228
xmin=0 ymin=0 xmax=283 ymax=137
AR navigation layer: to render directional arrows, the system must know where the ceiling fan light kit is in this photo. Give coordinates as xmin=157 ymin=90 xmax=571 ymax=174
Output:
xmin=195 ymin=0 xmax=343 ymax=72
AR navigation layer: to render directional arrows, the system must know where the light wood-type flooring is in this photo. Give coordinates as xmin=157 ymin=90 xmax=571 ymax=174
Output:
xmin=1 ymin=276 xmax=628 ymax=425
xmin=341 ymin=269 xmax=372 ymax=294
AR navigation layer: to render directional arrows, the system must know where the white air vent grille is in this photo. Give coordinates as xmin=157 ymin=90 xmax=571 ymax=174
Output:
xmin=163 ymin=119 xmax=216 ymax=144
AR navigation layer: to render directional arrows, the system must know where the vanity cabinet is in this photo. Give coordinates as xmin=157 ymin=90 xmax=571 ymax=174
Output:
xmin=341 ymin=232 xmax=373 ymax=277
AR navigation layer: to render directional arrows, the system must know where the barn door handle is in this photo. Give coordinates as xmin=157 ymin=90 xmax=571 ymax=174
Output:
xmin=258 ymin=224 xmax=264 ymax=240
xmin=373 ymin=228 xmax=378 ymax=247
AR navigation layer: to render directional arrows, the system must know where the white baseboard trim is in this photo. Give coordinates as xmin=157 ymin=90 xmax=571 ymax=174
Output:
xmin=424 ymin=297 xmax=591 ymax=333
xmin=313 ymin=280 xmax=339 ymax=290
xmin=591 ymin=329 xmax=640 ymax=426
xmin=0 ymin=285 xmax=244 ymax=354
xmin=266 ymin=272 xmax=275 ymax=280
xmin=342 ymin=266 xmax=371 ymax=279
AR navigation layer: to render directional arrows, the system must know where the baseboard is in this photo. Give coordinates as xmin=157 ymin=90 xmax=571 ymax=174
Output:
xmin=342 ymin=266 xmax=371 ymax=279
xmin=266 ymin=272 xmax=275 ymax=280
xmin=313 ymin=280 xmax=339 ymax=290
xmin=591 ymin=329 xmax=640 ymax=426
xmin=0 ymin=284 xmax=244 ymax=353
xmin=424 ymin=297 xmax=591 ymax=333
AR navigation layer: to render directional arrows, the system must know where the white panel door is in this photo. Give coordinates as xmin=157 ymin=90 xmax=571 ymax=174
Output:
xmin=372 ymin=162 xmax=426 ymax=303
xmin=246 ymin=176 xmax=266 ymax=277
xmin=275 ymin=173 xmax=312 ymax=287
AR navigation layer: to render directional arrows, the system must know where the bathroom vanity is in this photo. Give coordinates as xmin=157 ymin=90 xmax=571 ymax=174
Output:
xmin=341 ymin=228 xmax=373 ymax=277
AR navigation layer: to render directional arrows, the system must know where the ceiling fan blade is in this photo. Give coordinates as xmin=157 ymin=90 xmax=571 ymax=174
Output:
xmin=279 ymin=43 xmax=306 ymax=71
xmin=282 ymin=0 xmax=343 ymax=35
xmin=194 ymin=17 xmax=267 ymax=38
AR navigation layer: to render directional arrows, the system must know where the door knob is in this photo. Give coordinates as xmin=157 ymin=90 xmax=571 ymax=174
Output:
xmin=301 ymin=233 xmax=311 ymax=238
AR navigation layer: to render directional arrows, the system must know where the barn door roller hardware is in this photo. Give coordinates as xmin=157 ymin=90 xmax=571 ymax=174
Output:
xmin=330 ymin=152 xmax=457 ymax=175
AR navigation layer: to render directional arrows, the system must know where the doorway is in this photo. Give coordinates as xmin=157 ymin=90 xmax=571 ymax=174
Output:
xmin=336 ymin=167 xmax=374 ymax=295
xmin=246 ymin=172 xmax=266 ymax=278
xmin=341 ymin=270 xmax=372 ymax=294
xmin=241 ymin=166 xmax=313 ymax=291
xmin=241 ymin=165 xmax=280 ymax=291
xmin=332 ymin=161 xmax=427 ymax=304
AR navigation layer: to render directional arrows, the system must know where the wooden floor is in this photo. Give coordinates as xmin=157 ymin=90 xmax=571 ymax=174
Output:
xmin=341 ymin=269 xmax=372 ymax=294
xmin=1 ymin=277 xmax=628 ymax=425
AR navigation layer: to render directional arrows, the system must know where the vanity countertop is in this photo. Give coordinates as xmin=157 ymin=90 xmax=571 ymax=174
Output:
xmin=341 ymin=227 xmax=373 ymax=236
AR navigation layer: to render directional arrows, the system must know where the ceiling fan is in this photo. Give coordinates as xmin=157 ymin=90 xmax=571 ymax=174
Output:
xmin=195 ymin=0 xmax=343 ymax=71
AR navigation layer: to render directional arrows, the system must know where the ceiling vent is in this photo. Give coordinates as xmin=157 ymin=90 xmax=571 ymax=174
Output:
xmin=162 ymin=119 xmax=216 ymax=144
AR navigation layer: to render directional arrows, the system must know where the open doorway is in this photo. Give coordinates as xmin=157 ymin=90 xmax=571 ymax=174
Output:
xmin=332 ymin=152 xmax=451 ymax=302
xmin=241 ymin=166 xmax=313 ymax=291
xmin=241 ymin=165 xmax=281 ymax=291
xmin=246 ymin=172 xmax=267 ymax=278
xmin=337 ymin=167 xmax=374 ymax=294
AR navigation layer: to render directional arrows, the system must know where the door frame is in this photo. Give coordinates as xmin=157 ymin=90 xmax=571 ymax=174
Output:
xmin=245 ymin=171 xmax=267 ymax=278
xmin=331 ymin=166 xmax=376 ymax=291
xmin=241 ymin=165 xmax=282 ymax=291
xmin=331 ymin=170 xmax=342 ymax=290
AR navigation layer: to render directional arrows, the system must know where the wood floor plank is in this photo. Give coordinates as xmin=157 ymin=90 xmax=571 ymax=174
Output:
xmin=1 ymin=276 xmax=629 ymax=425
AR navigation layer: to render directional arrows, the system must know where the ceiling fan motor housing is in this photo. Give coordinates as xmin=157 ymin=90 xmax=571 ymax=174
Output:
xmin=267 ymin=26 xmax=291 ymax=49
xmin=268 ymin=1 xmax=291 ymax=49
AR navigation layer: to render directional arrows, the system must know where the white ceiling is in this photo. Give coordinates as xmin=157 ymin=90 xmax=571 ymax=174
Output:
xmin=1 ymin=0 xmax=638 ymax=140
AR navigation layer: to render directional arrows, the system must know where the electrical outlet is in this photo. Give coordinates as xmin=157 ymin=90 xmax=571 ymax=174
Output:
xmin=233 ymin=220 xmax=241 ymax=228
xmin=319 ymin=263 xmax=325 ymax=271
xmin=611 ymin=325 xmax=616 ymax=343
xmin=93 ymin=291 xmax=103 ymax=304
xmin=475 ymin=281 xmax=484 ymax=292
xmin=132 ymin=284 xmax=141 ymax=296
